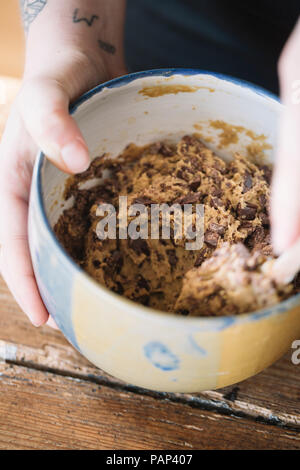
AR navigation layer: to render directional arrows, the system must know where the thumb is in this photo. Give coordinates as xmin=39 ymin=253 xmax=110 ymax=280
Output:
xmin=18 ymin=77 xmax=90 ymax=174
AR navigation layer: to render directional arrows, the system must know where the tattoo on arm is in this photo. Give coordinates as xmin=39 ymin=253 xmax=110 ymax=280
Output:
xmin=98 ymin=39 xmax=116 ymax=55
xmin=72 ymin=8 xmax=115 ymax=55
xmin=73 ymin=8 xmax=99 ymax=27
xmin=20 ymin=0 xmax=47 ymax=33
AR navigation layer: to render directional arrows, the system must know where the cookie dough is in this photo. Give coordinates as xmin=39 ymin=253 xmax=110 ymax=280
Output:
xmin=54 ymin=135 xmax=300 ymax=316
xmin=175 ymin=243 xmax=292 ymax=316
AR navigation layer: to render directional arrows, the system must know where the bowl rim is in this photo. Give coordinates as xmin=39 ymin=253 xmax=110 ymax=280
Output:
xmin=33 ymin=67 xmax=300 ymax=330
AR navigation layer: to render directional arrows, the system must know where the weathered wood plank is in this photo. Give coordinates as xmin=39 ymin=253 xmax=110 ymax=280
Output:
xmin=1 ymin=276 xmax=299 ymax=428
xmin=0 ymin=363 xmax=299 ymax=450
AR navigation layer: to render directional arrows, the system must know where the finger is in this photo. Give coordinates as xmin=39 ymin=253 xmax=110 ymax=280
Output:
xmin=0 ymin=111 xmax=49 ymax=326
xmin=1 ymin=237 xmax=49 ymax=327
xmin=272 ymin=20 xmax=300 ymax=254
xmin=271 ymin=108 xmax=300 ymax=254
xmin=19 ymin=78 xmax=90 ymax=174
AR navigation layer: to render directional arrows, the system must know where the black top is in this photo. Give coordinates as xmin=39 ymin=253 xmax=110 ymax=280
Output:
xmin=125 ymin=0 xmax=300 ymax=94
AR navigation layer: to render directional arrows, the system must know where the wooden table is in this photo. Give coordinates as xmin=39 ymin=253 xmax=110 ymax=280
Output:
xmin=0 ymin=77 xmax=299 ymax=450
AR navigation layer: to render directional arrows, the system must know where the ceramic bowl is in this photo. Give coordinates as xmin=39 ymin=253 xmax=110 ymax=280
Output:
xmin=29 ymin=69 xmax=300 ymax=393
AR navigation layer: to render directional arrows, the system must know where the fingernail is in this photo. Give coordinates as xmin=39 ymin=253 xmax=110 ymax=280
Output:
xmin=61 ymin=140 xmax=90 ymax=174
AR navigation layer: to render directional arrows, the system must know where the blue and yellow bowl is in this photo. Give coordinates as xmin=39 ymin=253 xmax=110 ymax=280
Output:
xmin=28 ymin=69 xmax=300 ymax=392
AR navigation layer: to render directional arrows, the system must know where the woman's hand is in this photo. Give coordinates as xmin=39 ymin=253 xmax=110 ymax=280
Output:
xmin=272 ymin=18 xmax=300 ymax=255
xmin=0 ymin=0 xmax=126 ymax=327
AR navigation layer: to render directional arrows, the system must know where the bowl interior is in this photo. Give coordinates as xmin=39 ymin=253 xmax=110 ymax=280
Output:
xmin=41 ymin=71 xmax=280 ymax=230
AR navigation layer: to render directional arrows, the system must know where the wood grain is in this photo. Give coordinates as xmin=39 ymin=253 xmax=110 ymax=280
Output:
xmin=0 ymin=363 xmax=299 ymax=450
xmin=1 ymin=275 xmax=300 ymax=433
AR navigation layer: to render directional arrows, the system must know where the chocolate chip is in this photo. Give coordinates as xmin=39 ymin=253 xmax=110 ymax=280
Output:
xmin=105 ymin=251 xmax=123 ymax=276
xmin=190 ymin=156 xmax=202 ymax=170
xmin=213 ymin=160 xmax=226 ymax=174
xmin=182 ymin=135 xmax=195 ymax=145
xmin=182 ymin=165 xmax=190 ymax=172
xmin=253 ymin=226 xmax=265 ymax=243
xmin=211 ymin=169 xmax=220 ymax=179
xmin=182 ymin=172 xmax=191 ymax=182
xmin=211 ymin=187 xmax=223 ymax=198
xmin=179 ymin=309 xmax=189 ymax=316
xmin=137 ymin=275 xmax=150 ymax=291
xmin=181 ymin=135 xmax=199 ymax=151
xmin=259 ymin=194 xmax=267 ymax=207
xmin=111 ymin=251 xmax=123 ymax=271
xmin=144 ymin=162 xmax=154 ymax=170
xmin=92 ymin=231 xmax=100 ymax=243
xmin=133 ymin=196 xmax=153 ymax=205
xmin=179 ymin=136 xmax=204 ymax=159
xmin=148 ymin=142 xmax=163 ymax=154
xmin=138 ymin=294 xmax=150 ymax=306
xmin=194 ymin=248 xmax=208 ymax=267
xmin=175 ymin=193 xmax=201 ymax=205
xmin=261 ymin=165 xmax=272 ymax=184
xmin=293 ymin=272 xmax=300 ymax=290
xmin=243 ymin=171 xmax=253 ymax=193
xmin=156 ymin=251 xmax=164 ymax=262
xmin=246 ymin=226 xmax=267 ymax=250
xmin=204 ymin=231 xmax=220 ymax=247
xmin=210 ymin=197 xmax=224 ymax=209
xmin=167 ymin=249 xmax=178 ymax=268
xmin=148 ymin=142 xmax=174 ymax=157
xmin=209 ymin=223 xmax=226 ymax=236
xmin=237 ymin=203 xmax=257 ymax=221
xmin=113 ymin=282 xmax=124 ymax=296
xmin=92 ymin=259 xmax=101 ymax=269
xmin=240 ymin=221 xmax=254 ymax=229
xmin=176 ymin=168 xmax=190 ymax=182
xmin=160 ymin=144 xmax=174 ymax=156
xmin=189 ymin=178 xmax=201 ymax=192
xmin=260 ymin=212 xmax=270 ymax=226
xmin=230 ymin=166 xmax=239 ymax=174
xmin=129 ymin=239 xmax=150 ymax=257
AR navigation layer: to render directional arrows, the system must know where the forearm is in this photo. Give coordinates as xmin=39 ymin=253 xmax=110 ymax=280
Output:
xmin=20 ymin=0 xmax=127 ymax=90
